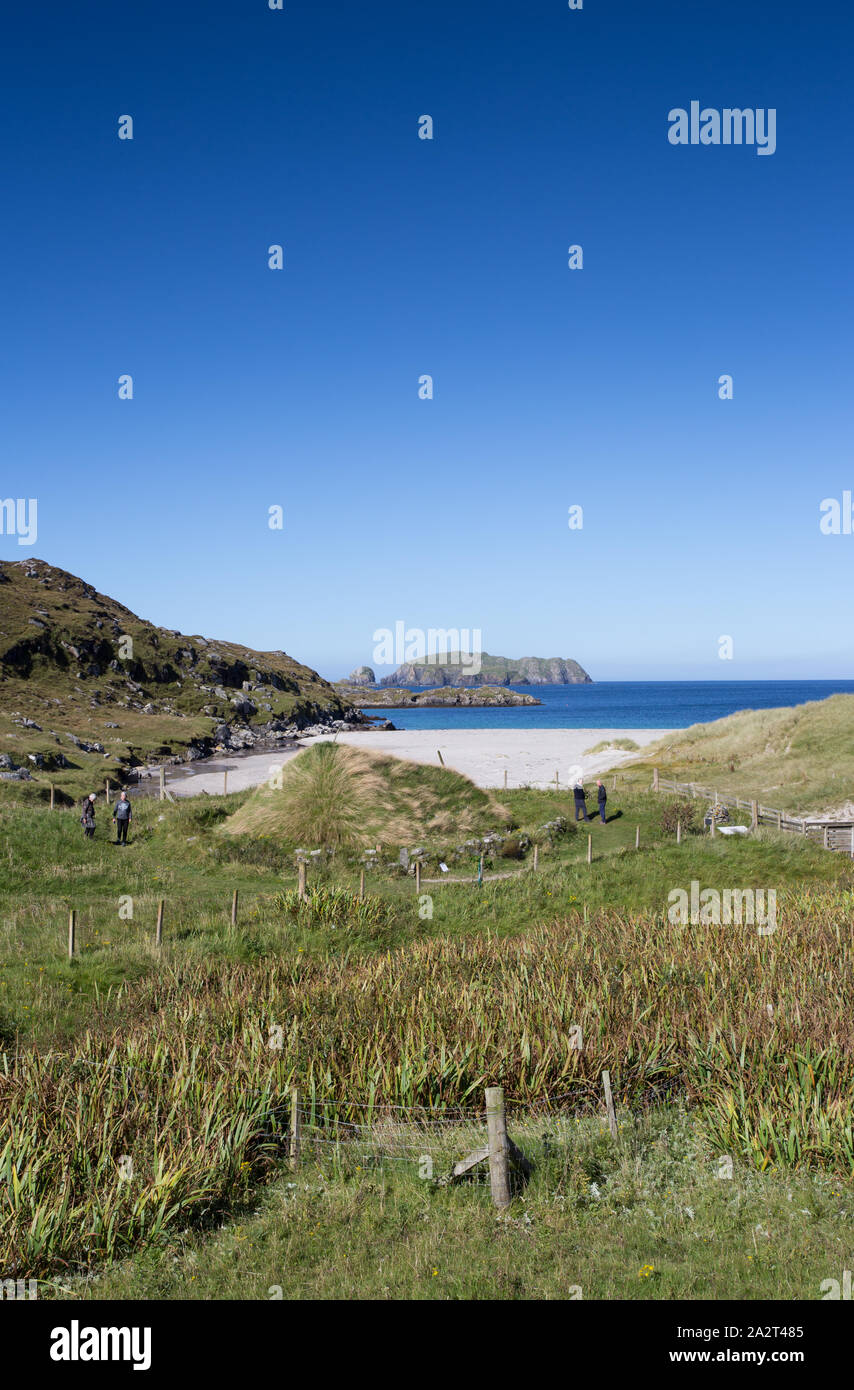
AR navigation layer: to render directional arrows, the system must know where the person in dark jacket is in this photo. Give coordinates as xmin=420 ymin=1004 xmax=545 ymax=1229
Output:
xmin=112 ymin=790 xmax=132 ymax=844
xmin=573 ymin=780 xmax=590 ymax=822
xmin=596 ymin=779 xmax=607 ymax=823
xmin=81 ymin=793 xmax=96 ymax=839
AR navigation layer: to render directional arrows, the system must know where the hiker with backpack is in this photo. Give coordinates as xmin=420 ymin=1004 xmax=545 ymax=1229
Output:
xmin=81 ymin=793 xmax=96 ymax=839
xmin=112 ymin=790 xmax=132 ymax=844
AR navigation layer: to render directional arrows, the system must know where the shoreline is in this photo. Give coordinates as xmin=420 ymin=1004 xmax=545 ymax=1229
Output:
xmin=156 ymin=727 xmax=673 ymax=797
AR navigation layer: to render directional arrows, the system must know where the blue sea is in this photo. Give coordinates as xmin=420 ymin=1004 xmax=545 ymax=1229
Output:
xmin=360 ymin=681 xmax=854 ymax=731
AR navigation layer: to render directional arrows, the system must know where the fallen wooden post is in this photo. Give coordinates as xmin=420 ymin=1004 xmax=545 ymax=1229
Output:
xmin=436 ymin=750 xmax=445 ymax=767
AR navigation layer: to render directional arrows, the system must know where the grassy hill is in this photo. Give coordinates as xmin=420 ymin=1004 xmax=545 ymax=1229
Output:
xmin=222 ymin=741 xmax=513 ymax=848
xmin=0 ymin=558 xmax=354 ymax=802
xmin=631 ymin=693 xmax=854 ymax=816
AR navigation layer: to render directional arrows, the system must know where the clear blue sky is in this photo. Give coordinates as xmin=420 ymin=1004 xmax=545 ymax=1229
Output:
xmin=2 ymin=0 xmax=852 ymax=680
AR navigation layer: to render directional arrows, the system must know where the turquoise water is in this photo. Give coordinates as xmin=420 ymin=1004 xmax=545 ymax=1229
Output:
xmin=360 ymin=681 xmax=854 ymax=731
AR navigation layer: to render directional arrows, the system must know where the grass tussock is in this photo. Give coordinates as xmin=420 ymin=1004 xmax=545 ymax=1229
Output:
xmin=222 ymin=741 xmax=511 ymax=848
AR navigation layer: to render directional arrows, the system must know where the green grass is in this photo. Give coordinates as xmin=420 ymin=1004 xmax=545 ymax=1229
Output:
xmin=51 ymin=1107 xmax=852 ymax=1302
xmin=633 ymin=693 xmax=854 ymax=816
xmin=2 ymin=774 xmax=854 ymax=1292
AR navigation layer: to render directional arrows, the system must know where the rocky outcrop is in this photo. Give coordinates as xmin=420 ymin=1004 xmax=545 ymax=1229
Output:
xmin=347 ymin=666 xmax=376 ymax=686
xmin=378 ymin=652 xmax=592 ymax=687
xmin=348 ymin=684 xmax=540 ymax=708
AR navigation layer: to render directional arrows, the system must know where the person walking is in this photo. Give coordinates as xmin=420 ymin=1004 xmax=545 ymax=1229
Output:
xmin=113 ymin=790 xmax=132 ymax=844
xmin=573 ymin=779 xmax=590 ymax=822
xmin=596 ymin=779 xmax=607 ymax=824
xmin=81 ymin=793 xmax=96 ymax=839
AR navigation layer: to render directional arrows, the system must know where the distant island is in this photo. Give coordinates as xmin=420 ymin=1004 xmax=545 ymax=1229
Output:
xmin=335 ymin=682 xmax=541 ymax=708
xmin=344 ymin=653 xmax=592 ymax=689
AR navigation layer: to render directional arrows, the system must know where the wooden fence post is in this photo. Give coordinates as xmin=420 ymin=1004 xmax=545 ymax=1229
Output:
xmin=532 ymin=844 xmax=539 ymax=872
xmin=105 ymin=778 xmax=111 ymax=804
xmin=676 ymin=820 xmax=681 ymax=845
xmin=415 ymin=861 xmax=421 ymax=893
xmin=554 ymin=770 xmax=559 ymax=792
xmin=485 ymin=1087 xmax=511 ymax=1209
xmin=437 ymin=750 xmax=445 ymax=767
xmin=290 ymin=1087 xmax=301 ymax=1172
xmin=710 ymin=813 xmax=716 ymax=838
xmin=159 ymin=766 xmax=165 ymax=802
xmin=850 ymin=827 xmax=854 ymax=860
xmin=751 ymin=800 xmax=758 ymax=830
xmin=155 ymin=899 xmax=164 ymax=948
xmin=223 ymin=770 xmax=228 ymax=797
xmin=359 ymin=868 xmax=365 ymax=899
xmin=777 ymin=809 xmax=782 ymax=831
xmin=50 ymin=783 xmax=55 ymax=810
xmin=601 ymin=1070 xmax=619 ymax=1140
xmin=587 ymin=834 xmax=592 ymax=865
xmin=231 ymin=888 xmax=239 ymax=927
xmin=653 ymin=768 xmax=659 ymax=792
xmin=635 ymin=826 xmax=640 ymax=850
xmin=503 ymin=769 xmax=508 ymax=790
xmin=477 ymin=856 xmax=484 ymax=887
xmin=823 ymin=826 xmax=830 ymax=851
xmin=612 ymin=775 xmax=617 ymax=792
xmin=67 ymin=909 xmax=76 ymax=960
xmin=298 ymin=862 xmax=307 ymax=901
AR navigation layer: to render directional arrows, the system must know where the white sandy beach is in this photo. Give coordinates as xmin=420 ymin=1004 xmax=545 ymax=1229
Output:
xmin=164 ymin=728 xmax=675 ymax=797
